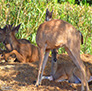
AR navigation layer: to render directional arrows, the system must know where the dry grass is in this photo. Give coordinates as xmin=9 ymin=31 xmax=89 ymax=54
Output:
xmin=0 ymin=54 xmax=92 ymax=91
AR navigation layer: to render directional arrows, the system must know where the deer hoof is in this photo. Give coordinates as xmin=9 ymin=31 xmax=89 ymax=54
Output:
xmin=14 ymin=58 xmax=20 ymax=62
xmin=35 ymin=82 xmax=40 ymax=87
xmin=36 ymin=85 xmax=38 ymax=87
xmin=33 ymin=80 xmax=36 ymax=85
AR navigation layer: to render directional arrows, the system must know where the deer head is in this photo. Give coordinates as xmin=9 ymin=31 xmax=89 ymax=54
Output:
xmin=0 ymin=24 xmax=14 ymax=44
xmin=45 ymin=8 xmax=53 ymax=21
xmin=4 ymin=24 xmax=21 ymax=44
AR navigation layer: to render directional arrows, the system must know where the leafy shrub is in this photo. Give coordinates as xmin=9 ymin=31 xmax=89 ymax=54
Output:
xmin=0 ymin=0 xmax=92 ymax=54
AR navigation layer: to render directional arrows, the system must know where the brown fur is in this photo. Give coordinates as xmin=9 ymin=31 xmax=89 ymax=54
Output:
xmin=36 ymin=19 xmax=89 ymax=91
xmin=51 ymin=61 xmax=91 ymax=83
xmin=3 ymin=24 xmax=40 ymax=63
xmin=0 ymin=25 xmax=30 ymax=52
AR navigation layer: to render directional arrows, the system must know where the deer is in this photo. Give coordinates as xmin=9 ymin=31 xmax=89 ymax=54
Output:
xmin=0 ymin=24 xmax=31 ymax=62
xmin=45 ymin=8 xmax=83 ymax=44
xmin=45 ymin=9 xmax=58 ymax=73
xmin=45 ymin=9 xmax=84 ymax=78
xmin=35 ymin=19 xmax=89 ymax=91
xmin=42 ymin=60 xmax=92 ymax=85
xmin=1 ymin=24 xmax=40 ymax=63
xmin=0 ymin=24 xmax=30 ymax=52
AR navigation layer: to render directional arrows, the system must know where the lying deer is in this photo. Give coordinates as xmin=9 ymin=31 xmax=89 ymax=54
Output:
xmin=42 ymin=60 xmax=92 ymax=84
xmin=0 ymin=24 xmax=31 ymax=62
xmin=2 ymin=24 xmax=40 ymax=63
xmin=35 ymin=19 xmax=89 ymax=91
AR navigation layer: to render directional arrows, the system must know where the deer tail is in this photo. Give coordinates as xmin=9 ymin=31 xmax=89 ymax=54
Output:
xmin=80 ymin=32 xmax=83 ymax=44
xmin=79 ymin=31 xmax=83 ymax=44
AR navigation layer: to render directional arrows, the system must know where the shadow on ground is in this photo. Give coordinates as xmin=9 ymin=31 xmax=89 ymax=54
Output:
xmin=0 ymin=54 xmax=92 ymax=91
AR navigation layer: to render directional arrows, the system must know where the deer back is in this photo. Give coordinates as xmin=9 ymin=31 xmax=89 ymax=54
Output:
xmin=36 ymin=19 xmax=81 ymax=50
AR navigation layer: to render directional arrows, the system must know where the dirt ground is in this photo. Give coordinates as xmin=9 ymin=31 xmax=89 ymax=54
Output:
xmin=0 ymin=53 xmax=92 ymax=91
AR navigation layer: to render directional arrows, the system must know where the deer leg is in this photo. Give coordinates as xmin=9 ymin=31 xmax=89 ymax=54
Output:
xmin=36 ymin=49 xmax=50 ymax=86
xmin=4 ymin=50 xmax=26 ymax=63
xmin=55 ymin=75 xmax=68 ymax=82
xmin=51 ymin=59 xmax=57 ymax=77
xmin=39 ymin=50 xmax=50 ymax=83
xmin=42 ymin=56 xmax=57 ymax=82
xmin=42 ymin=74 xmax=68 ymax=82
xmin=51 ymin=49 xmax=57 ymax=76
xmin=65 ymin=46 xmax=89 ymax=91
xmin=51 ymin=49 xmax=57 ymax=62
xmin=42 ymin=75 xmax=53 ymax=81
xmin=69 ymin=73 xmax=81 ymax=83
xmin=35 ymin=45 xmax=47 ymax=86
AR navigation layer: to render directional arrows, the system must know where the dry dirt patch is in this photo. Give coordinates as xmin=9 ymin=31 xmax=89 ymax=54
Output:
xmin=0 ymin=53 xmax=92 ymax=91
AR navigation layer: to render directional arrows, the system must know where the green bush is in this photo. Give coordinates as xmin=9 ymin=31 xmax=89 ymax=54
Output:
xmin=0 ymin=0 xmax=92 ymax=54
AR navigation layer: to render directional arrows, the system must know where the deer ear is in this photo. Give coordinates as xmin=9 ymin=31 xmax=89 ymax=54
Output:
xmin=46 ymin=8 xmax=49 ymax=14
xmin=8 ymin=24 xmax=14 ymax=29
xmin=13 ymin=24 xmax=21 ymax=33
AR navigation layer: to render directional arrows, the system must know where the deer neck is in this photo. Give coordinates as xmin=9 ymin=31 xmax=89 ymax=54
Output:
xmin=51 ymin=60 xmax=57 ymax=76
xmin=9 ymin=33 xmax=20 ymax=49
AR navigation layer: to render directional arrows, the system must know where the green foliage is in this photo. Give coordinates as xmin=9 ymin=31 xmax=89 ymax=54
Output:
xmin=0 ymin=0 xmax=92 ymax=54
xmin=58 ymin=0 xmax=92 ymax=5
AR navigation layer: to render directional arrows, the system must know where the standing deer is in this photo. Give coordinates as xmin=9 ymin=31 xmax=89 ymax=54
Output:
xmin=45 ymin=9 xmax=58 ymax=74
xmin=35 ymin=19 xmax=89 ymax=91
xmin=2 ymin=24 xmax=40 ymax=63
xmin=45 ymin=9 xmax=84 ymax=78
xmin=42 ymin=60 xmax=92 ymax=84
